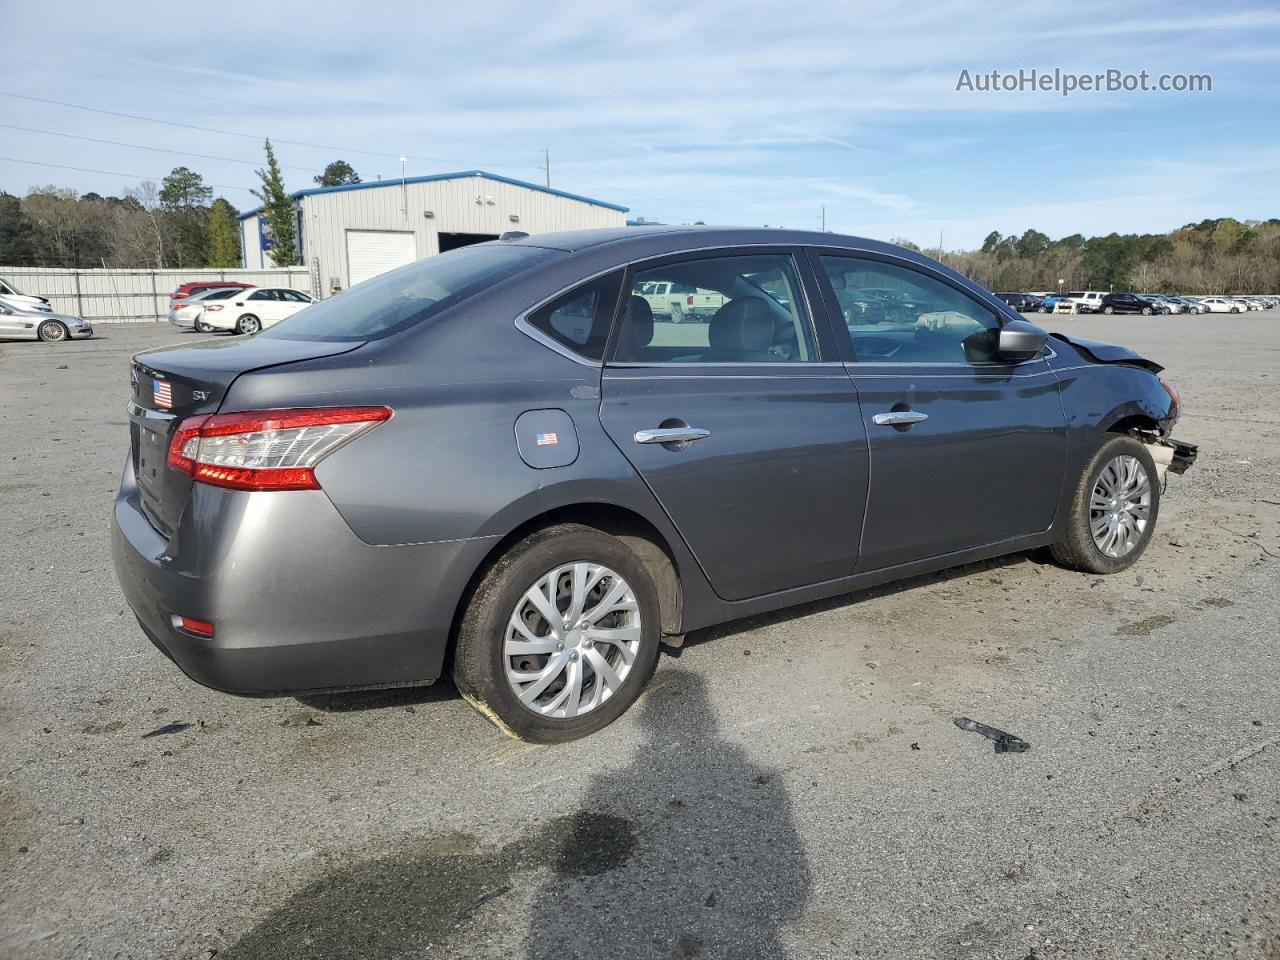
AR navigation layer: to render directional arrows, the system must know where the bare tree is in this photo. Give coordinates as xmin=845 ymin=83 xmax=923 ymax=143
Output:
xmin=123 ymin=181 xmax=168 ymax=268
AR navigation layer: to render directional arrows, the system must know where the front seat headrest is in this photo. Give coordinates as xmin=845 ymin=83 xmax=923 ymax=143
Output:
xmin=708 ymin=298 xmax=775 ymax=353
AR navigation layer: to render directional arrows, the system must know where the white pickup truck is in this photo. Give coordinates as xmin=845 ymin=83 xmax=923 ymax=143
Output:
xmin=638 ymin=281 xmax=726 ymax=323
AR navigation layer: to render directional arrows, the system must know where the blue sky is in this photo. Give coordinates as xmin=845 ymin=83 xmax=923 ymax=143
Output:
xmin=3 ymin=0 xmax=1278 ymax=250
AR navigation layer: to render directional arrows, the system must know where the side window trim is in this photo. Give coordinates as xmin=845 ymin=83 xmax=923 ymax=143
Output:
xmin=605 ymin=246 xmax=828 ymax=366
xmin=804 ymin=247 xmax=1016 ymax=368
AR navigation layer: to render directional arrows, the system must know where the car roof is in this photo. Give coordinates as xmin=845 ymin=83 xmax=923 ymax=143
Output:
xmin=503 ymin=224 xmax=915 ymax=257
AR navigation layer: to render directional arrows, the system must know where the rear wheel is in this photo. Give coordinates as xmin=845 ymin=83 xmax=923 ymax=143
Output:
xmin=195 ymin=319 xmax=214 ymax=333
xmin=37 ymin=320 xmax=68 ymax=342
xmin=1103 ymin=306 xmax=1114 ymax=315
xmin=670 ymin=302 xmax=685 ymax=324
xmin=236 ymin=314 xmax=261 ymax=335
xmin=453 ymin=524 xmax=662 ymax=743
xmin=1050 ymin=435 xmax=1160 ymax=574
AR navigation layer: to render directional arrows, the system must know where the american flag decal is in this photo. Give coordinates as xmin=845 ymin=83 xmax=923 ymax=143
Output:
xmin=535 ymin=432 xmax=559 ymax=446
xmin=152 ymin=378 xmax=173 ymax=410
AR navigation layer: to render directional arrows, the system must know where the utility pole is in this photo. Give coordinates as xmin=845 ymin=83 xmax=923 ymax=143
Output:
xmin=937 ymin=228 xmax=945 ymax=261
xmin=820 ymin=205 xmax=825 ymax=232
xmin=399 ymin=155 xmax=408 ymax=218
xmin=542 ymin=148 xmax=550 ymax=188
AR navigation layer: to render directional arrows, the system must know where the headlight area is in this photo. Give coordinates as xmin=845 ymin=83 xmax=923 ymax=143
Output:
xmin=1159 ymin=377 xmax=1181 ymax=420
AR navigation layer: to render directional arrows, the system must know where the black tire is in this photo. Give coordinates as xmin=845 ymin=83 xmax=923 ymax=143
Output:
xmin=1231 ymin=307 xmax=1240 ymax=314
xmin=195 ymin=319 xmax=214 ymax=333
xmin=453 ymin=524 xmax=662 ymax=743
xmin=1103 ymin=306 xmax=1114 ymax=315
xmin=1141 ymin=307 xmax=1152 ymax=315
xmin=236 ymin=314 xmax=261 ymax=335
xmin=670 ymin=302 xmax=685 ymax=324
xmin=37 ymin=320 xmax=68 ymax=342
xmin=1049 ymin=434 xmax=1161 ymax=574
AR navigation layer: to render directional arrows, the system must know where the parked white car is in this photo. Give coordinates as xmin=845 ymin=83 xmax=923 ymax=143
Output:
xmin=1196 ymin=297 xmax=1245 ymax=314
xmin=0 ymin=277 xmax=51 ymax=312
xmin=0 ymin=299 xmax=93 ymax=341
xmin=1072 ymin=290 xmax=1108 ymax=313
xmin=168 ymin=287 xmax=246 ymax=332
xmin=200 ymin=286 xmax=315 ymax=334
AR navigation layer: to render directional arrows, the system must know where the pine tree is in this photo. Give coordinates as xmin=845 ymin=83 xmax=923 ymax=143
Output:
xmin=315 ymin=161 xmax=361 ymax=187
xmin=160 ymin=167 xmax=212 ymax=268
xmin=205 ymin=198 xmax=241 ymax=268
xmin=251 ymin=139 xmax=297 ymax=267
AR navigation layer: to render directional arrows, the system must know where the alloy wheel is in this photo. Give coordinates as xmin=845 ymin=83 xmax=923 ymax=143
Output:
xmin=39 ymin=321 xmax=67 ymax=342
xmin=239 ymin=315 xmax=261 ymax=335
xmin=1090 ymin=455 xmax=1152 ymax=558
xmin=503 ymin=562 xmax=641 ymax=719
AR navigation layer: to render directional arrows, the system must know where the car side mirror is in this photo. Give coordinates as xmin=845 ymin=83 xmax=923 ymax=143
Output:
xmin=998 ymin=318 xmax=1048 ymax=361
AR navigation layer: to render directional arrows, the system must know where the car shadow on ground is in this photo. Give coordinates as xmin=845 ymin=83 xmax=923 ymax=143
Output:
xmin=221 ymin=670 xmax=810 ymax=959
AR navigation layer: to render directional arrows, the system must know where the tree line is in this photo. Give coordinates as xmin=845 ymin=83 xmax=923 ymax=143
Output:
xmin=3 ymin=143 xmax=1275 ymax=293
xmin=0 ymin=143 xmax=361 ymax=271
xmin=907 ymin=218 xmax=1280 ymax=295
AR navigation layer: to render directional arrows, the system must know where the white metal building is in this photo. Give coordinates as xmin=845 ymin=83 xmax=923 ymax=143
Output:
xmin=239 ymin=170 xmax=628 ymax=296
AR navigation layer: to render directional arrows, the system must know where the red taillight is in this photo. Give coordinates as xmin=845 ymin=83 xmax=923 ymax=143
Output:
xmin=167 ymin=406 xmax=392 ymax=492
xmin=173 ymin=615 xmax=214 ymax=637
xmin=687 ymin=295 xmax=694 ymax=306
xmin=205 ymin=304 xmax=223 ymax=311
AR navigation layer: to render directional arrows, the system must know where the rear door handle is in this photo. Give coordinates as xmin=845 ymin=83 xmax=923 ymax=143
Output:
xmin=872 ymin=411 xmax=928 ymax=426
xmin=634 ymin=427 xmax=711 ymax=445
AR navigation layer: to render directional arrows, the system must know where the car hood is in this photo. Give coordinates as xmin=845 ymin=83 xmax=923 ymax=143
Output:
xmin=1050 ymin=333 xmax=1163 ymax=374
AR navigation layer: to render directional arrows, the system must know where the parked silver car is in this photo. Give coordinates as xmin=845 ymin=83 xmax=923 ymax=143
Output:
xmin=0 ymin=300 xmax=93 ymax=341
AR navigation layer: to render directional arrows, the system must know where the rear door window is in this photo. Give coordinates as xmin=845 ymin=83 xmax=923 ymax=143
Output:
xmin=613 ymin=252 xmax=818 ymax=363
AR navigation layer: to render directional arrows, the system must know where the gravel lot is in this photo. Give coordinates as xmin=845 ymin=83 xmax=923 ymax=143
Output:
xmin=2 ymin=316 xmax=1278 ymax=960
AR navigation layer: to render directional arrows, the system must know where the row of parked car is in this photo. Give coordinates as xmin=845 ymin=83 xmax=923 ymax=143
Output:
xmin=997 ymin=290 xmax=1278 ymax=315
xmin=0 ymin=277 xmax=95 ymax=341
xmin=167 ymin=280 xmax=315 ymax=335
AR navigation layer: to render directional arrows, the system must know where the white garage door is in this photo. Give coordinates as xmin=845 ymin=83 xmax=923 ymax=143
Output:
xmin=346 ymin=230 xmax=417 ymax=287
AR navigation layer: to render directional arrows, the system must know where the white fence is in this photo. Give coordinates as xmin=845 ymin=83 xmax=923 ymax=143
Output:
xmin=0 ymin=267 xmax=315 ymax=322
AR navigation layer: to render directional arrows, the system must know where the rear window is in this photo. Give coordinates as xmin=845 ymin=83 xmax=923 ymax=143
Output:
xmin=264 ymin=244 xmax=554 ymax=342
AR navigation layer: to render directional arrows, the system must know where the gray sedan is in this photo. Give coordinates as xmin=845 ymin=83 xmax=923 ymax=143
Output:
xmin=112 ymin=227 xmax=1195 ymax=743
xmin=0 ymin=300 xmax=93 ymax=341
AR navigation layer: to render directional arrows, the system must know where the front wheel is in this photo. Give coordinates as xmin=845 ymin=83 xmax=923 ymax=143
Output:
xmin=1231 ymin=307 xmax=1240 ymax=314
xmin=236 ymin=314 xmax=261 ymax=335
xmin=1141 ymin=307 xmax=1152 ymax=315
xmin=38 ymin=320 xmax=69 ymax=342
xmin=1050 ymin=435 xmax=1160 ymax=574
xmin=453 ymin=524 xmax=662 ymax=743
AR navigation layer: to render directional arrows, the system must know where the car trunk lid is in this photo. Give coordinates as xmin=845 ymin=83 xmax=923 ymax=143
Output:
xmin=128 ymin=336 xmax=365 ymax=537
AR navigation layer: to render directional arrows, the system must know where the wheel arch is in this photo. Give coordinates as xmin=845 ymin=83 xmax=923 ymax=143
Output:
xmin=448 ymin=502 xmax=686 ymax=669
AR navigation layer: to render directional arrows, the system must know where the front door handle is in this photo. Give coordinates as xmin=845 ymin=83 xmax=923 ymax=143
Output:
xmin=634 ymin=427 xmax=711 ymax=445
xmin=872 ymin=411 xmax=928 ymax=426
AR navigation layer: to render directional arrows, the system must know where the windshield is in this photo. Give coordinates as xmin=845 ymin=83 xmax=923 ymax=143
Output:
xmin=263 ymin=244 xmax=556 ymax=341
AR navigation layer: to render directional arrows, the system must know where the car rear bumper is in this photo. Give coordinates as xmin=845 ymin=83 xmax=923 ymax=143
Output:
xmin=111 ymin=457 xmax=495 ymax=695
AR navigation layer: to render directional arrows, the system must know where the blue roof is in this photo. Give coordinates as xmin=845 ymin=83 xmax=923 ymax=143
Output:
xmin=238 ymin=169 xmax=628 ymax=220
